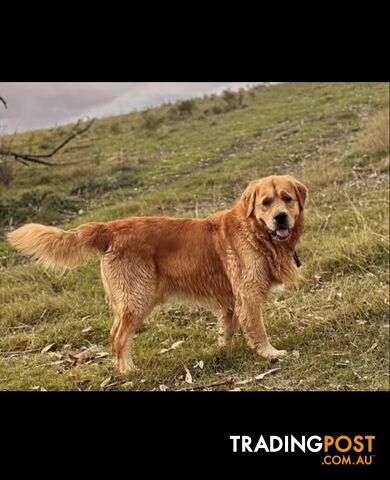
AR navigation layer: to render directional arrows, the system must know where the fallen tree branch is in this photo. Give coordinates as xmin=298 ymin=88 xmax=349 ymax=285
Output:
xmin=178 ymin=367 xmax=281 ymax=391
xmin=318 ymin=213 xmax=332 ymax=233
xmin=0 ymin=96 xmax=7 ymax=109
xmin=178 ymin=377 xmax=235 ymax=391
xmin=0 ymin=118 xmax=95 ymax=166
xmin=0 ymin=348 xmax=42 ymax=357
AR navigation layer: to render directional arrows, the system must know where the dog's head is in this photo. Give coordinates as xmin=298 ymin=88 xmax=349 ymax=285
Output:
xmin=239 ymin=175 xmax=308 ymax=241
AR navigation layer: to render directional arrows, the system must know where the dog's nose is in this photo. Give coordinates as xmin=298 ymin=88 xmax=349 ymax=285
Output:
xmin=274 ymin=212 xmax=288 ymax=223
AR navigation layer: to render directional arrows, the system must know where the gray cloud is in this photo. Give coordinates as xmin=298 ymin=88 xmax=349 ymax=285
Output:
xmin=0 ymin=82 xmax=270 ymax=134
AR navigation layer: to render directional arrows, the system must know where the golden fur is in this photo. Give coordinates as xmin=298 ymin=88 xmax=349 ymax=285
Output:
xmin=8 ymin=175 xmax=308 ymax=373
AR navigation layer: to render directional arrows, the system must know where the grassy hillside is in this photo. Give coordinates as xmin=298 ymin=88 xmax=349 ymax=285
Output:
xmin=0 ymin=82 xmax=388 ymax=391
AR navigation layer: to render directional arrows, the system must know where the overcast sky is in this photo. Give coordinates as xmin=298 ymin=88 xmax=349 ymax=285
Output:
xmin=0 ymin=82 xmax=270 ymax=134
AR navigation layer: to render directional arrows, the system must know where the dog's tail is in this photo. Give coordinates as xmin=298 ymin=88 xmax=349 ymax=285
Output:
xmin=7 ymin=222 xmax=111 ymax=270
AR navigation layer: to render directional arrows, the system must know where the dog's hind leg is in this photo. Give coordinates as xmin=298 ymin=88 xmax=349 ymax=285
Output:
xmin=112 ymin=309 xmax=144 ymax=373
xmin=217 ymin=309 xmax=237 ymax=348
xmin=101 ymin=259 xmax=121 ymax=342
xmin=103 ymin=257 xmax=161 ymax=374
xmin=109 ymin=304 xmax=121 ymax=347
xmin=112 ymin=287 xmax=159 ymax=374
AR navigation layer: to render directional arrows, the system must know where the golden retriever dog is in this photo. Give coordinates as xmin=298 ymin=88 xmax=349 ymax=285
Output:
xmin=8 ymin=175 xmax=308 ymax=374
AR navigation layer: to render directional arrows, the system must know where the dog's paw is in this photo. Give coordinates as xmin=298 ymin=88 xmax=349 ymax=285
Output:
xmin=118 ymin=359 xmax=139 ymax=375
xmin=257 ymin=343 xmax=287 ymax=359
xmin=217 ymin=336 xmax=233 ymax=348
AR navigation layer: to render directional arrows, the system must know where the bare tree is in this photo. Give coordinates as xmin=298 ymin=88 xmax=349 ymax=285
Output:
xmin=0 ymin=96 xmax=7 ymax=109
xmin=0 ymin=117 xmax=95 ymax=166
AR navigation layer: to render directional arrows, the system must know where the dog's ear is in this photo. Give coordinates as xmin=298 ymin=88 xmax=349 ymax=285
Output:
xmin=294 ymin=179 xmax=308 ymax=211
xmin=241 ymin=181 xmax=257 ymax=217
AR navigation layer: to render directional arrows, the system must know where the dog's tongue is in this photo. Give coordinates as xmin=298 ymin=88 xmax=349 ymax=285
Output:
xmin=276 ymin=229 xmax=289 ymax=238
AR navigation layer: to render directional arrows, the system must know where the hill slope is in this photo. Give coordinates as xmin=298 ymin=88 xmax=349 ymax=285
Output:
xmin=0 ymin=82 xmax=389 ymax=391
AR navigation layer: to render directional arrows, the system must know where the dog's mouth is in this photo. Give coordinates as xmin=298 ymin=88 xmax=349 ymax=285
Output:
xmin=271 ymin=228 xmax=290 ymax=241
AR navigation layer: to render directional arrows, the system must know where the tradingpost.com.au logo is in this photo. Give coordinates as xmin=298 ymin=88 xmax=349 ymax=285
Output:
xmin=230 ymin=435 xmax=375 ymax=466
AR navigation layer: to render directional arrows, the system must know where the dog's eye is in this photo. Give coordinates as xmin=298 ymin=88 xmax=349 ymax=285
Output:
xmin=283 ymin=196 xmax=292 ymax=203
xmin=262 ymin=198 xmax=272 ymax=206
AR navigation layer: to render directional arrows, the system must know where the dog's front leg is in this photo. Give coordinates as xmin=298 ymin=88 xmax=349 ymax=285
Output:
xmin=235 ymin=288 xmax=287 ymax=359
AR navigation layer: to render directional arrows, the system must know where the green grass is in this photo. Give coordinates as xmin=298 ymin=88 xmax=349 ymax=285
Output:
xmin=0 ymin=82 xmax=389 ymax=391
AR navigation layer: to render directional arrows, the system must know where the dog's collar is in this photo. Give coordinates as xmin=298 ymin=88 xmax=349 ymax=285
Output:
xmin=293 ymin=251 xmax=301 ymax=268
